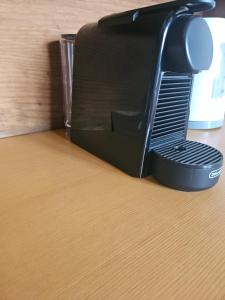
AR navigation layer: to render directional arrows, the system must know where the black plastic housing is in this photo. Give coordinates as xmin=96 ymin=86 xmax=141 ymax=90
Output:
xmin=71 ymin=0 xmax=223 ymax=191
xmin=163 ymin=16 xmax=213 ymax=73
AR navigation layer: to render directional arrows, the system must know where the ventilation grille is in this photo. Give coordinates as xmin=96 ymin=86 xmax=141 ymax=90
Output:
xmin=154 ymin=140 xmax=223 ymax=166
xmin=150 ymin=73 xmax=193 ymax=148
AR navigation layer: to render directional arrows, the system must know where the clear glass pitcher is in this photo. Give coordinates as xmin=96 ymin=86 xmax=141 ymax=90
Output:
xmin=60 ymin=34 xmax=76 ymax=137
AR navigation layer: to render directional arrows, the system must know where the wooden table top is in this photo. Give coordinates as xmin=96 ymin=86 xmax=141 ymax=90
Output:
xmin=0 ymin=127 xmax=225 ymax=300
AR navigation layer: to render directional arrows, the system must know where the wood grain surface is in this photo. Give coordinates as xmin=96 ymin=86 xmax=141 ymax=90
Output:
xmin=0 ymin=126 xmax=224 ymax=299
xmin=0 ymin=0 xmax=168 ymax=138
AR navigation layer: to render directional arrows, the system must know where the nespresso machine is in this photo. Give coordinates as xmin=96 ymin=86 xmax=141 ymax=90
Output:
xmin=70 ymin=0 xmax=223 ymax=191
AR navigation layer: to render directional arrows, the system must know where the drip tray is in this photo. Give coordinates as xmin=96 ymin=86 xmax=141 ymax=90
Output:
xmin=150 ymin=140 xmax=223 ymax=191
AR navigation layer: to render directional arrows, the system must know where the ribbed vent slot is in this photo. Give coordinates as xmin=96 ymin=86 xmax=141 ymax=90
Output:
xmin=150 ymin=73 xmax=192 ymax=148
xmin=155 ymin=140 xmax=223 ymax=166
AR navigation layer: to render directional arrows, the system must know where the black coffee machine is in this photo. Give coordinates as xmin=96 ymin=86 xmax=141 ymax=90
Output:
xmin=70 ymin=0 xmax=223 ymax=191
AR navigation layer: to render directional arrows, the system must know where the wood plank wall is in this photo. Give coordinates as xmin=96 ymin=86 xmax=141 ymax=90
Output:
xmin=1 ymin=0 xmax=222 ymax=138
xmin=0 ymin=0 xmax=169 ymax=138
xmin=204 ymin=0 xmax=225 ymax=18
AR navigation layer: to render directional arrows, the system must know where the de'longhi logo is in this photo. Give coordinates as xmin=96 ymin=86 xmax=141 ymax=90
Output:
xmin=209 ymin=168 xmax=222 ymax=179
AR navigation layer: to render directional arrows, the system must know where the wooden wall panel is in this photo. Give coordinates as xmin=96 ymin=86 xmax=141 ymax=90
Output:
xmin=0 ymin=0 xmax=167 ymax=138
xmin=204 ymin=0 xmax=225 ymax=18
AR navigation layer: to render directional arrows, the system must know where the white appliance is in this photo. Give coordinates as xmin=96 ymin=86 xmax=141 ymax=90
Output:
xmin=189 ymin=17 xmax=225 ymax=129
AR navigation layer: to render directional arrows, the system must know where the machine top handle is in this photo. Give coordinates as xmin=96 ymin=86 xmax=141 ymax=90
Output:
xmin=98 ymin=0 xmax=215 ymax=27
